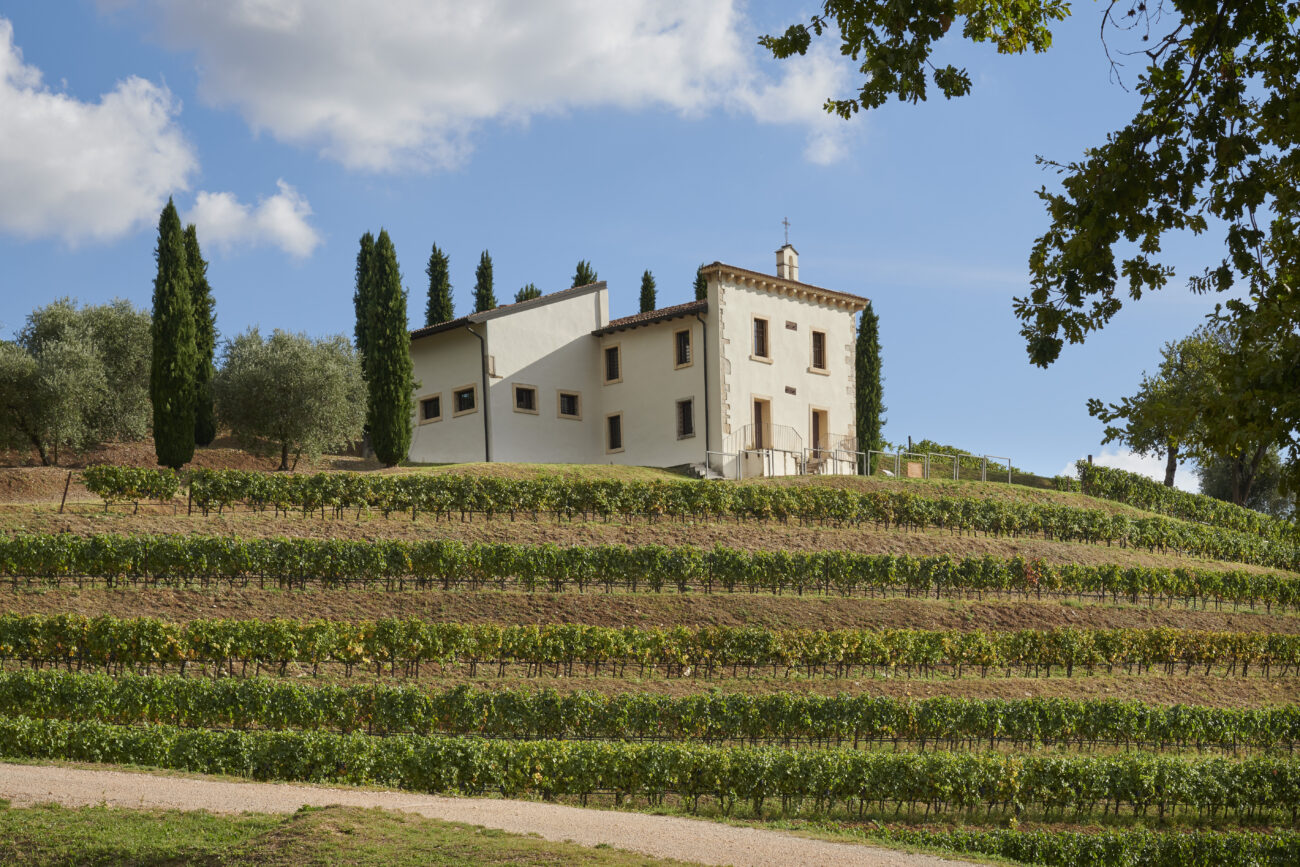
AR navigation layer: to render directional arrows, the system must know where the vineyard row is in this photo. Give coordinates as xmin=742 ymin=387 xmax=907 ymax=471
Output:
xmin=1069 ymin=462 xmax=1298 ymax=544
xmin=860 ymin=827 xmax=1298 ymax=867
xmin=5 ymin=534 xmax=1300 ymax=611
xmin=1 ymin=715 xmax=1297 ymax=820
xmin=5 ymin=615 xmax=1300 ymax=679
xmin=80 ymin=467 xmax=1300 ymax=571
xmin=4 ymin=670 xmax=1297 ymax=754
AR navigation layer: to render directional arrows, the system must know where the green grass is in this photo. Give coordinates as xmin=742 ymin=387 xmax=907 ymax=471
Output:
xmin=0 ymin=801 xmax=696 ymax=866
xmin=394 ymin=462 xmax=688 ymax=482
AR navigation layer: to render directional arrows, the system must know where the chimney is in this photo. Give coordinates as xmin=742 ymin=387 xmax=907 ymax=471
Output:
xmin=776 ymin=244 xmax=799 ymax=282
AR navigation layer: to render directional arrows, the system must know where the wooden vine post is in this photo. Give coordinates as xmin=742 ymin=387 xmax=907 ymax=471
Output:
xmin=58 ymin=471 xmax=72 ymax=514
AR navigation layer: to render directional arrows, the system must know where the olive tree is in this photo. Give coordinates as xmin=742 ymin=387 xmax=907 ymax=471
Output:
xmin=214 ymin=329 xmax=367 ymax=471
xmin=0 ymin=298 xmax=152 ymax=464
xmin=0 ymin=335 xmax=107 ymax=466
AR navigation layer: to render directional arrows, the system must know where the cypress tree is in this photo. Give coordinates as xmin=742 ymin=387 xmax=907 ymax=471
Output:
xmin=149 ymin=198 xmax=198 ymax=469
xmin=693 ymin=264 xmax=708 ymax=301
xmin=639 ymin=270 xmax=656 ymax=313
xmin=353 ymin=232 xmax=376 ymax=362
xmin=186 ymin=224 xmax=217 ymax=447
xmin=855 ymin=301 xmax=885 ymax=473
xmin=365 ymin=229 xmax=414 ymax=466
xmin=473 ymin=251 xmax=497 ymax=312
xmin=572 ymin=260 xmax=598 ymax=287
xmin=424 ymin=243 xmax=454 ymax=325
xmin=514 ymin=283 xmax=541 ymax=303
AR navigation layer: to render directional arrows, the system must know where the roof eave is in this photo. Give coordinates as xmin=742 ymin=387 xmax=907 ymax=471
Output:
xmin=701 ymin=262 xmax=869 ymax=310
xmin=592 ymin=300 xmax=708 ymax=336
xmin=411 ymin=281 xmax=607 ymax=341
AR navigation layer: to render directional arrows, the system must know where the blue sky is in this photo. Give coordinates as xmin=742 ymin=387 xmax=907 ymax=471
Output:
xmin=0 ymin=2 xmax=1229 ymax=484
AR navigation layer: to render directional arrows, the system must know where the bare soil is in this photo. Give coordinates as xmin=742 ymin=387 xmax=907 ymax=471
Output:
xmin=3 ymin=654 xmax=1291 ymax=708
xmin=3 ymin=585 xmax=1296 ymax=634
xmin=0 ymin=437 xmax=383 ymax=474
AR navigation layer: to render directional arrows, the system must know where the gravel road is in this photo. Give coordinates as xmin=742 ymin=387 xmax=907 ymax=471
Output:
xmin=0 ymin=762 xmax=974 ymax=867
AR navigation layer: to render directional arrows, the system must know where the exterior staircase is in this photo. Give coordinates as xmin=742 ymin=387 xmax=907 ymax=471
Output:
xmin=685 ymin=462 xmax=727 ymax=480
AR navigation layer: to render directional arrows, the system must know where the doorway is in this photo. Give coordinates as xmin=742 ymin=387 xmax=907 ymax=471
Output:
xmin=753 ymin=398 xmax=771 ymax=449
xmin=811 ymin=409 xmax=828 ymax=453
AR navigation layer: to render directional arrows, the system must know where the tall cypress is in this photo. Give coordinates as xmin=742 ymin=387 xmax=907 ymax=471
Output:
xmin=855 ymin=301 xmax=885 ymax=472
xmin=365 ymin=230 xmax=414 ymax=466
xmin=639 ymin=270 xmax=656 ymax=313
xmin=473 ymin=250 xmax=497 ymax=312
xmin=149 ymin=198 xmax=198 ymax=469
xmin=353 ymin=232 xmax=376 ymax=362
xmin=693 ymin=264 xmax=708 ymax=301
xmin=571 ymin=260 xmax=598 ymax=288
xmin=186 ymin=224 xmax=217 ymax=446
xmin=424 ymin=243 xmax=454 ymax=325
xmin=514 ymin=283 xmax=541 ymax=302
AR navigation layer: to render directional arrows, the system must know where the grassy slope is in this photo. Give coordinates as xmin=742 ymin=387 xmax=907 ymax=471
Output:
xmin=0 ymin=801 xmax=695 ymax=867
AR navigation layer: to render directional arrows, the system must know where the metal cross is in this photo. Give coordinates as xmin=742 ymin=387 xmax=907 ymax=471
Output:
xmin=782 ymin=217 xmax=790 ymax=245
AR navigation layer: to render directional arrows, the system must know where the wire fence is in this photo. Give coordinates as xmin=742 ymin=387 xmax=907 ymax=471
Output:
xmin=865 ymin=450 xmax=1015 ymax=485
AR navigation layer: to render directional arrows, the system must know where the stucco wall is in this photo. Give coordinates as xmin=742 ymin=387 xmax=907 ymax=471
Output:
xmin=597 ymin=316 xmax=708 ymax=468
xmin=713 ymin=277 xmax=858 ymax=458
xmin=408 ymin=328 xmax=491 ymax=464
xmin=486 ymin=289 xmax=604 ymax=462
xmin=407 ymin=269 xmax=860 ymax=475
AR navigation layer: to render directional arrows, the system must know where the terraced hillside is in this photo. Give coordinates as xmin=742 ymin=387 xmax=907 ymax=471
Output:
xmin=1 ymin=463 xmax=1297 ymax=866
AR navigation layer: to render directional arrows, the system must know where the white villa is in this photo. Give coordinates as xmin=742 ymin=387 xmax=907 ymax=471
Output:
xmin=407 ymin=245 xmax=869 ymax=478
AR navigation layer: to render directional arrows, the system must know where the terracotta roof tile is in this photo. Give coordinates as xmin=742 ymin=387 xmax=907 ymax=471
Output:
xmin=593 ymin=299 xmax=707 ymax=335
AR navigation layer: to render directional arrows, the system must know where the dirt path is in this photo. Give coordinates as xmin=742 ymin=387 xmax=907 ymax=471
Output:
xmin=0 ymin=762 xmax=973 ymax=867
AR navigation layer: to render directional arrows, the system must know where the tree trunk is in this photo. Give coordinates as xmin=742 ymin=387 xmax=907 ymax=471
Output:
xmin=1163 ymin=444 xmax=1178 ymax=487
xmin=28 ymin=432 xmax=51 ymax=467
xmin=1233 ymin=443 xmax=1270 ymax=507
xmin=279 ymin=441 xmax=290 ymax=472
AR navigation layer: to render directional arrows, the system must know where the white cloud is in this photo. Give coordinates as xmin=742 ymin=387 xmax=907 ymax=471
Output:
xmin=1057 ymin=447 xmax=1200 ymax=493
xmin=138 ymin=0 xmax=856 ymax=171
xmin=184 ymin=180 xmax=320 ymax=258
xmin=0 ymin=17 xmax=196 ymax=243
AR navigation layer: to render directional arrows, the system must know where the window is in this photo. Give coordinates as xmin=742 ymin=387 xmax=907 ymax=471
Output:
xmin=673 ymin=329 xmax=692 ymax=368
xmin=606 ymin=413 xmax=624 ymax=452
xmin=453 ymin=385 xmax=477 ymax=416
xmin=604 ymin=345 xmax=622 ymax=383
xmin=752 ymin=317 xmax=770 ymax=359
xmin=676 ymin=398 xmax=695 ymax=439
xmin=811 ymin=330 xmax=827 ymax=371
xmin=513 ymin=384 xmax=538 ymax=414
xmin=557 ymin=390 xmax=581 ymax=419
xmin=418 ymin=394 xmax=441 ymax=424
